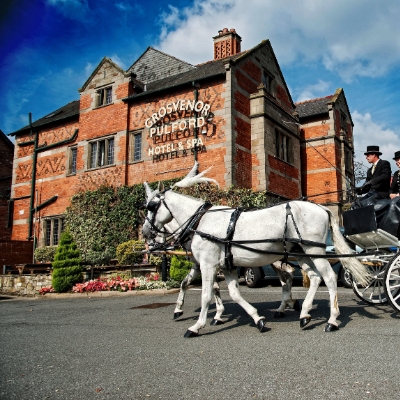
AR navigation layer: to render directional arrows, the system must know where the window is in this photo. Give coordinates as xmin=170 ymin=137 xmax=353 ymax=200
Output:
xmin=88 ymin=137 xmax=114 ymax=169
xmin=68 ymin=146 xmax=77 ymax=175
xmin=275 ymin=130 xmax=292 ymax=163
xmin=44 ymin=218 xmax=64 ymax=246
xmin=340 ymin=112 xmax=347 ymax=131
xmin=262 ymin=70 xmax=275 ymax=94
xmin=344 ymin=148 xmax=353 ymax=172
xmin=96 ymin=86 xmax=112 ymax=107
xmin=129 ymin=132 xmax=142 ymax=162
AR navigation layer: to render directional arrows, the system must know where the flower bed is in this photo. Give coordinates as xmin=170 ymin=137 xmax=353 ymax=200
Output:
xmin=39 ymin=273 xmax=179 ymax=295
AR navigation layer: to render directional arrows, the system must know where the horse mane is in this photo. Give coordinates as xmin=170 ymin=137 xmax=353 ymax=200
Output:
xmin=172 ymin=161 xmax=219 ymax=188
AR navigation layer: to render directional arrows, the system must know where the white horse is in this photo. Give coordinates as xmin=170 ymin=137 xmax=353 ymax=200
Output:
xmin=142 ymin=163 xmax=371 ymax=336
xmin=148 ymin=214 xmax=300 ymax=322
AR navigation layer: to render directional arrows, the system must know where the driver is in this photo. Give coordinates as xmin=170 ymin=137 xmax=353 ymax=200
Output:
xmin=356 ymin=145 xmax=391 ymax=200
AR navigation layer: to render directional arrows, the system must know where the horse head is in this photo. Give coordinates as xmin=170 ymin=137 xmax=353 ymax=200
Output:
xmin=141 ymin=181 xmax=173 ymax=241
xmin=141 ymin=162 xmax=218 ymax=243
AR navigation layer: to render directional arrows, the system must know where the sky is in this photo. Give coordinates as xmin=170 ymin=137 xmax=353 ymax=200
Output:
xmin=1 ymin=0 xmax=400 ymax=173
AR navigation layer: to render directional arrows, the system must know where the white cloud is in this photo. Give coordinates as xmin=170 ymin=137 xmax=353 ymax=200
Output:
xmin=157 ymin=0 xmax=400 ymax=81
xmin=46 ymin=0 xmax=89 ymax=20
xmin=84 ymin=62 xmax=94 ymax=77
xmin=295 ymin=80 xmax=332 ymax=103
xmin=109 ymin=54 xmax=126 ymax=70
xmin=352 ymin=111 xmax=400 ymax=172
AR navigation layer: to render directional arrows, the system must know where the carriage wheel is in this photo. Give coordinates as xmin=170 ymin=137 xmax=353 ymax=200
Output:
xmin=384 ymin=251 xmax=400 ymax=312
xmin=351 ymin=257 xmax=389 ymax=305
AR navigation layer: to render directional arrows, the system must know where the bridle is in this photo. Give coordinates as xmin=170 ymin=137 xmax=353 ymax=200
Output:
xmin=144 ymin=188 xmax=175 ymax=237
xmin=144 ymin=188 xmax=212 ymax=248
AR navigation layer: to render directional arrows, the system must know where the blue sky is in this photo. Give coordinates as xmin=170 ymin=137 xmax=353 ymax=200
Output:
xmin=1 ymin=0 xmax=400 ymax=172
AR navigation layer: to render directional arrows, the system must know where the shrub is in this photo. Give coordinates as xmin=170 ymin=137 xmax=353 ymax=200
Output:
xmin=34 ymin=246 xmax=57 ymax=263
xmin=116 ymin=240 xmax=146 ymax=265
xmin=52 ymin=231 xmax=83 ymax=293
xmin=169 ymin=256 xmax=195 ymax=282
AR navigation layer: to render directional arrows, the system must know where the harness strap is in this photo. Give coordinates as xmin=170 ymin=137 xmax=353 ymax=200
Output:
xmin=191 ymin=230 xmax=359 ymax=259
xmin=175 ymin=202 xmax=212 ymax=247
xmin=224 ymin=208 xmax=243 ymax=272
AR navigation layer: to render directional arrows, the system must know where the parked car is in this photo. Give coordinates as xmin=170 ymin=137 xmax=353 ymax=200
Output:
xmin=237 ymin=229 xmax=353 ymax=288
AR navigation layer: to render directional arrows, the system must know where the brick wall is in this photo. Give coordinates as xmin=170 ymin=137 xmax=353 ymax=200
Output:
xmin=0 ymin=240 xmax=34 ymax=266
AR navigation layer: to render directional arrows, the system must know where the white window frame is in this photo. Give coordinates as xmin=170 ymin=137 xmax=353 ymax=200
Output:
xmin=275 ymin=129 xmax=293 ymax=164
xmin=68 ymin=146 xmax=77 ymax=175
xmin=96 ymin=86 xmax=113 ymax=107
xmin=129 ymin=131 xmax=142 ymax=162
xmin=88 ymin=136 xmax=115 ymax=169
xmin=43 ymin=217 xmax=65 ymax=246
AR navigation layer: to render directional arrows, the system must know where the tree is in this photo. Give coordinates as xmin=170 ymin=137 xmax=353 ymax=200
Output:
xmin=52 ymin=231 xmax=83 ymax=293
xmin=354 ymin=160 xmax=368 ymax=184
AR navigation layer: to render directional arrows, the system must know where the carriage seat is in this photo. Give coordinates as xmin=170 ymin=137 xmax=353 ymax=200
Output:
xmin=343 ymin=206 xmax=399 ymax=250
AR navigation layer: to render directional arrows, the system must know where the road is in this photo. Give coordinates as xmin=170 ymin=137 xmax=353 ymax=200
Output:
xmin=1 ymin=281 xmax=400 ymax=399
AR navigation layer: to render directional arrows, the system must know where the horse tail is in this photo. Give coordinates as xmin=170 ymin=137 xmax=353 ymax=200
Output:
xmin=301 ymin=269 xmax=310 ymax=288
xmin=321 ymin=206 xmax=372 ymax=286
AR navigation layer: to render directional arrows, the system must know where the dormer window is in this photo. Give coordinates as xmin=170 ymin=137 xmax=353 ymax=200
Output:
xmin=96 ymin=86 xmax=112 ymax=107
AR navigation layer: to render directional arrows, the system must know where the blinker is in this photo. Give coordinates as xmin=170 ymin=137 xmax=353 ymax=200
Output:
xmin=146 ymin=200 xmax=159 ymax=212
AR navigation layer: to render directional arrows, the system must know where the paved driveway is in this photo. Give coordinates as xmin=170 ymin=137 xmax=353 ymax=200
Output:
xmin=1 ymin=282 xmax=400 ymax=399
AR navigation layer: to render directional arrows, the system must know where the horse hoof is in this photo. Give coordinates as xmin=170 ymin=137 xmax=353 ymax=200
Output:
xmin=174 ymin=311 xmax=183 ymax=319
xmin=300 ymin=316 xmax=311 ymax=329
xmin=274 ymin=311 xmax=285 ymax=318
xmin=293 ymin=299 xmax=301 ymax=312
xmin=257 ymin=319 xmax=268 ymax=333
xmin=210 ymin=319 xmax=224 ymax=326
xmin=184 ymin=330 xmax=199 ymax=338
xmin=324 ymin=323 xmax=339 ymax=332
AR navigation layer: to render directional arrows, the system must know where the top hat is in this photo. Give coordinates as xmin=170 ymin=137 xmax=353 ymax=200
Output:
xmin=393 ymin=151 xmax=400 ymax=160
xmin=364 ymin=145 xmax=382 ymax=155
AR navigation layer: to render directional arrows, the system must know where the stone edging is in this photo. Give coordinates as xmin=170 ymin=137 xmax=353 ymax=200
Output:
xmin=1 ymin=288 xmax=181 ymax=299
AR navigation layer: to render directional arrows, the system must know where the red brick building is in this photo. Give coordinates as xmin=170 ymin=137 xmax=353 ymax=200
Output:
xmin=8 ymin=28 xmax=355 ymax=251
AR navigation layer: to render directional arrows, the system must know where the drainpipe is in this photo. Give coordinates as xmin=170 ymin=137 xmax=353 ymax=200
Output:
xmin=27 ymin=113 xmax=38 ymax=240
xmin=19 ymin=115 xmax=78 ymax=241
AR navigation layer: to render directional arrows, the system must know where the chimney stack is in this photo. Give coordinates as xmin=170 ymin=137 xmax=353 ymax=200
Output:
xmin=213 ymin=28 xmax=242 ymax=60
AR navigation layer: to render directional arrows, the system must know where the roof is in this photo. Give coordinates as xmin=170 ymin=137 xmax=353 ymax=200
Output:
xmin=9 ymin=100 xmax=80 ymax=136
xmin=295 ymin=95 xmax=334 ymax=118
xmin=10 ymin=39 xmax=297 ymax=133
xmin=127 ymin=47 xmax=195 ymax=85
xmin=124 ymin=58 xmax=227 ymax=101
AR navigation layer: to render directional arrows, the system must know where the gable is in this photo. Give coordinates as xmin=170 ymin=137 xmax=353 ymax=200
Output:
xmin=79 ymin=57 xmax=127 ymax=93
xmin=127 ymin=47 xmax=195 ymax=85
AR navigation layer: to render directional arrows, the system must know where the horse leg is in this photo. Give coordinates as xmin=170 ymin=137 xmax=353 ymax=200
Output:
xmin=271 ymin=261 xmax=300 ymax=318
xmin=296 ymin=257 xmax=322 ymax=329
xmin=224 ymin=269 xmax=268 ymax=332
xmin=210 ymin=277 xmax=225 ymax=325
xmin=184 ymin=266 xmax=216 ymax=337
xmin=312 ymin=258 xmax=340 ymax=332
xmin=174 ymin=265 xmax=201 ymax=319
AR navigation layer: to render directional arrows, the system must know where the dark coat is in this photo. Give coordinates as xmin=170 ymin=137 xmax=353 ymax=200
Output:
xmin=390 ymin=170 xmax=400 ymax=195
xmin=358 ymin=159 xmax=392 ymax=199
